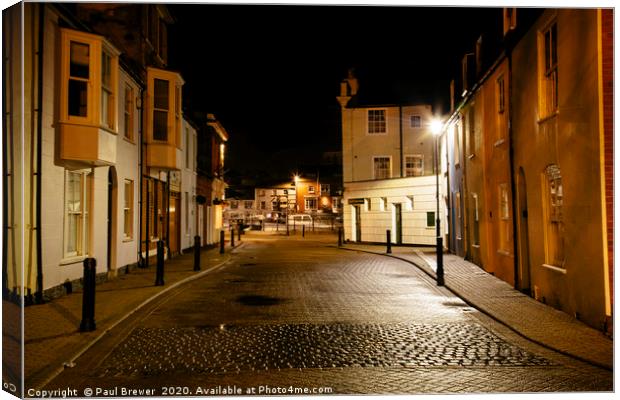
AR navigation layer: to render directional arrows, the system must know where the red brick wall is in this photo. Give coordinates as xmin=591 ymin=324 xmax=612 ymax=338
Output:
xmin=601 ymin=9 xmax=613 ymax=316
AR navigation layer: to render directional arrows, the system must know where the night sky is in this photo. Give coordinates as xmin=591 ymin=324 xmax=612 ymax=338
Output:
xmin=167 ymin=5 xmax=503 ymax=181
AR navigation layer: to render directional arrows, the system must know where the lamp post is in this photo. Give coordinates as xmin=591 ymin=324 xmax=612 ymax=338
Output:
xmin=431 ymin=119 xmax=445 ymax=286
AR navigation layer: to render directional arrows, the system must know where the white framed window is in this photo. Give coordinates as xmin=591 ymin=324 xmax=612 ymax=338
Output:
xmin=64 ymin=170 xmax=92 ymax=258
xmin=185 ymin=192 xmax=190 ymax=235
xmin=244 ymin=201 xmax=253 ymax=209
xmin=367 ymin=109 xmax=386 ymax=134
xmin=308 ymin=186 xmax=316 ymax=194
xmin=123 ymin=180 xmax=134 ymax=240
xmin=60 ymin=28 xmax=119 ymax=129
xmin=305 ymin=197 xmax=317 ymax=210
xmin=101 ymin=51 xmax=115 ymax=129
xmin=498 ymin=184 xmax=510 ymax=252
xmin=410 ymin=115 xmax=421 ymax=128
xmin=472 ymin=193 xmax=480 ymax=246
xmin=147 ymin=68 xmax=183 ymax=147
xmin=405 ymin=155 xmax=424 ymax=177
xmin=124 ymin=84 xmax=134 ymax=140
xmin=407 ymin=195 xmax=414 ymax=211
xmin=497 ymin=74 xmax=505 ymax=114
xmin=373 ymin=156 xmax=391 ymax=179
xmin=260 ymin=201 xmax=266 ymax=210
xmin=543 ymin=165 xmax=564 ymax=267
xmin=539 ymin=20 xmax=558 ymax=119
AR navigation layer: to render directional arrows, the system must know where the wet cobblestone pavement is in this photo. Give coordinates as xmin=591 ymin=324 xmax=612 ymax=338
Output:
xmin=97 ymin=323 xmax=553 ymax=377
xmin=46 ymin=234 xmax=613 ymax=394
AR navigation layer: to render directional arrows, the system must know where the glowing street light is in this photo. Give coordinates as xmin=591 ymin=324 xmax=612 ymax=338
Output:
xmin=431 ymin=118 xmax=444 ymax=286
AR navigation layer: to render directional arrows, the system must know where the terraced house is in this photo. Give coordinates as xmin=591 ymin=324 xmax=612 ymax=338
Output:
xmin=2 ymin=3 xmax=227 ymax=303
xmin=443 ymin=8 xmax=613 ymax=333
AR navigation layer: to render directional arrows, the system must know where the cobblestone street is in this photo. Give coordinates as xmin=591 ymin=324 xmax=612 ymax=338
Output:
xmin=46 ymin=233 xmax=613 ymax=395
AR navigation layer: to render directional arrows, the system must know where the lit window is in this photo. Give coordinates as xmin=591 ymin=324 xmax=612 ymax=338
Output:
xmin=305 ymin=197 xmax=317 ymax=210
xmin=472 ymin=193 xmax=480 ymax=246
xmin=498 ymin=184 xmax=510 ymax=252
xmin=244 ymin=201 xmax=253 ymax=209
xmin=373 ymin=157 xmax=391 ymax=179
xmin=64 ymin=170 xmax=92 ymax=258
xmin=368 ymin=109 xmax=386 ymax=134
xmin=124 ymin=84 xmax=134 ymax=140
xmin=231 ymin=201 xmax=239 ymax=209
xmin=539 ymin=21 xmax=558 ymax=118
xmin=123 ymin=180 xmax=133 ymax=240
xmin=543 ymin=165 xmax=564 ymax=266
xmin=405 ymin=155 xmax=424 ymax=177
xmin=308 ymin=186 xmax=315 ymax=194
xmin=410 ymin=115 xmax=421 ymax=128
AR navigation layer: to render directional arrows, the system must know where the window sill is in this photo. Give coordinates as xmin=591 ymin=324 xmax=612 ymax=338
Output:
xmin=60 ymin=255 xmax=87 ymax=266
xmin=471 ymin=244 xmax=480 ymax=249
xmin=100 ymin=126 xmax=118 ymax=136
xmin=494 ymin=138 xmax=506 ymax=147
xmin=468 ymin=154 xmax=476 ymax=160
xmin=122 ymin=135 xmax=136 ymax=145
xmin=542 ymin=263 xmax=567 ymax=274
xmin=497 ymin=249 xmax=512 ymax=256
xmin=123 ymin=237 xmax=133 ymax=243
xmin=537 ymin=111 xmax=559 ymax=124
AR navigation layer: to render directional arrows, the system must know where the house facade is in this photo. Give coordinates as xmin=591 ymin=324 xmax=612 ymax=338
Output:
xmin=2 ymin=3 xmax=218 ymax=304
xmin=443 ymin=8 xmax=613 ymax=332
xmin=337 ymin=74 xmax=447 ymax=245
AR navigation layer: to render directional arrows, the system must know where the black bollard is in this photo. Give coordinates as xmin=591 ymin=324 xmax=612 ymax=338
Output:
xmin=436 ymin=237 xmax=444 ymax=286
xmin=193 ymin=235 xmax=201 ymax=271
xmin=220 ymin=230 xmax=225 ymax=254
xmin=80 ymin=258 xmax=97 ymax=332
xmin=302 ymin=225 xmax=305 ymax=237
xmin=237 ymin=223 xmax=242 ymax=241
xmin=386 ymin=230 xmax=392 ymax=254
xmin=231 ymin=227 xmax=235 ymax=247
xmin=338 ymin=227 xmax=343 ymax=247
xmin=155 ymin=240 xmax=165 ymax=286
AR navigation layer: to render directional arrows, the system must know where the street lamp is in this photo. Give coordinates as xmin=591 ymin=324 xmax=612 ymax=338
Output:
xmin=430 ymin=119 xmax=445 ymax=286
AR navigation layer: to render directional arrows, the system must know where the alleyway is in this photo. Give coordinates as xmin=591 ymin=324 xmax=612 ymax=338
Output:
xmin=44 ymin=233 xmax=612 ymax=395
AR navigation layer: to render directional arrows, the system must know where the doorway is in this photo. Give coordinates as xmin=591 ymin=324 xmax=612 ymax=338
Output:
xmin=354 ymin=205 xmax=362 ymax=242
xmin=517 ymin=167 xmax=531 ymax=294
xmin=393 ymin=203 xmax=402 ymax=244
xmin=169 ymin=192 xmax=181 ymax=255
xmin=107 ymin=167 xmax=118 ymax=275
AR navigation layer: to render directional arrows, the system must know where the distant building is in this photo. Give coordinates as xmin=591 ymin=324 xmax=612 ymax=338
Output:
xmin=337 ymin=72 xmax=447 ymax=245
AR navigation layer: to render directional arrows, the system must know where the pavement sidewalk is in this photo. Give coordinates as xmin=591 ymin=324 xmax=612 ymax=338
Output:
xmin=22 ymin=241 xmax=242 ymax=390
xmin=339 ymin=243 xmax=613 ymax=371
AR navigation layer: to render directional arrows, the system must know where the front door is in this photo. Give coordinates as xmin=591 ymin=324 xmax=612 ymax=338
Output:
xmin=517 ymin=168 xmax=531 ymax=295
xmin=354 ymin=205 xmax=362 ymax=242
xmin=394 ymin=203 xmax=402 ymax=244
xmin=169 ymin=193 xmax=180 ymax=255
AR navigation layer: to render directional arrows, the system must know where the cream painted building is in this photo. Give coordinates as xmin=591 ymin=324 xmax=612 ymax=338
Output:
xmin=337 ymin=73 xmax=447 ymax=244
xmin=180 ymin=118 xmax=198 ymax=251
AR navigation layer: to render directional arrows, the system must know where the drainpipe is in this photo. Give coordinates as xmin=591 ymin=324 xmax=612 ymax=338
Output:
xmin=507 ymin=50 xmax=520 ymax=290
xmin=399 ymin=106 xmax=404 ymax=177
xmin=138 ymin=87 xmax=145 ymax=268
xmin=2 ymin=8 xmax=11 ymax=299
xmin=34 ymin=4 xmax=44 ymax=303
xmin=166 ymin=171 xmax=171 ymax=258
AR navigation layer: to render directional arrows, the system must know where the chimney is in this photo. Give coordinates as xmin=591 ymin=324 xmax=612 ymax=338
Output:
xmin=346 ymin=68 xmax=358 ymax=96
